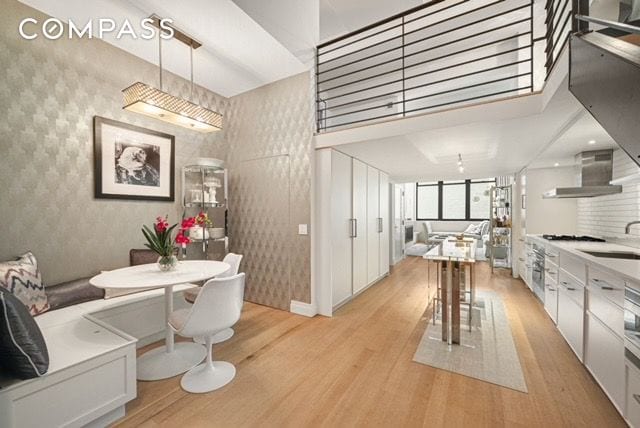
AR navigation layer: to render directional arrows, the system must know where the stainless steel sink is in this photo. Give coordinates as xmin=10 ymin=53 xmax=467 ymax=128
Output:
xmin=580 ymin=250 xmax=640 ymax=260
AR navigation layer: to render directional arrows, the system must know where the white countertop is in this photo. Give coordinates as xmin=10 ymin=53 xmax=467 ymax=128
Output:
xmin=526 ymin=235 xmax=640 ymax=285
xmin=423 ymin=237 xmax=477 ymax=262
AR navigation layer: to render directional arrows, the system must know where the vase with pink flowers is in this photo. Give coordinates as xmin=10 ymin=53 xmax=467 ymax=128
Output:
xmin=142 ymin=213 xmax=209 ymax=271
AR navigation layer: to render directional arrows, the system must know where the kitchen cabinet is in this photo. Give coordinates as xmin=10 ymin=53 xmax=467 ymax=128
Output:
xmin=557 ymin=254 xmax=586 ymax=361
xmin=328 ymin=151 xmax=353 ymax=307
xmin=544 ymin=276 xmax=558 ymax=324
xmin=585 ymin=311 xmax=625 ymax=413
xmin=378 ymin=172 xmax=390 ymax=277
xmin=315 ymin=149 xmax=392 ymax=315
xmin=626 ymin=347 xmax=640 ymax=428
xmin=557 ymin=281 xmax=584 ymax=361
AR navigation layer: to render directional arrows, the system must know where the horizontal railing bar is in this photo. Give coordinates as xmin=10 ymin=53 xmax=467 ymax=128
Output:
xmin=546 ymin=10 xmax=571 ymax=58
xmin=318 ymin=17 xmax=531 ymax=85
xmin=322 ymin=44 xmax=531 ymax=102
xmin=319 ymin=0 xmax=474 ymax=57
xmin=319 ymin=0 xmax=495 ymax=62
xmin=319 ymin=2 xmax=528 ymax=72
xmin=323 ymin=73 xmax=532 ymax=121
xmin=545 ymin=0 xmax=566 ymax=25
xmin=317 ymin=0 xmax=444 ymax=50
xmin=326 ymin=59 xmax=531 ymax=110
xmin=545 ymin=1 xmax=570 ymax=52
xmin=319 ymin=31 xmax=530 ymax=93
xmin=403 ymin=85 xmax=533 ymax=114
xmin=319 ymin=22 xmax=404 ymax=58
xmin=318 ymin=1 xmax=526 ymax=69
xmin=321 ymin=86 xmax=533 ymax=130
xmin=576 ymin=14 xmax=640 ymax=34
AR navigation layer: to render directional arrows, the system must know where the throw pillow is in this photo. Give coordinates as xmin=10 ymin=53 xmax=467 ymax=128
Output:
xmin=0 ymin=252 xmax=49 ymax=316
xmin=0 ymin=287 xmax=49 ymax=379
xmin=464 ymin=224 xmax=477 ymax=234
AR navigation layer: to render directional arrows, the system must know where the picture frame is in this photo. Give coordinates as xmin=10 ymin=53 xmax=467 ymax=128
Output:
xmin=94 ymin=116 xmax=175 ymax=201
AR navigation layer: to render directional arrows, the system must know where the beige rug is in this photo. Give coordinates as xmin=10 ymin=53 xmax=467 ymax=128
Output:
xmin=413 ymin=291 xmax=528 ymax=393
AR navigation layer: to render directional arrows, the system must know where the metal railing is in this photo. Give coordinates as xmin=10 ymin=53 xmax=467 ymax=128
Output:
xmin=315 ymin=0 xmax=587 ymax=133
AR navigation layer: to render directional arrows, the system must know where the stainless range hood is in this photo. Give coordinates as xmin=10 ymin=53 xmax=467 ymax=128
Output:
xmin=543 ymin=150 xmax=623 ymax=198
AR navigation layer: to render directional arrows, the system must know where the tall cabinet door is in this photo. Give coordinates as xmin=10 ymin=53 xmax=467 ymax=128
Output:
xmin=367 ymin=166 xmax=380 ymax=284
xmin=330 ymin=151 xmax=353 ymax=307
xmin=379 ymin=172 xmax=390 ymax=276
xmin=352 ymin=159 xmax=368 ymax=294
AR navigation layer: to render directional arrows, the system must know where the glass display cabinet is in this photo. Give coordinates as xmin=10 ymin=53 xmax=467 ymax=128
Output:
xmin=181 ymin=162 xmax=228 ymax=261
xmin=489 ymin=185 xmax=512 ymax=273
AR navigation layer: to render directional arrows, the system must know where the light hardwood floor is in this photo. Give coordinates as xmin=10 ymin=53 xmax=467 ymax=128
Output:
xmin=114 ymin=257 xmax=625 ymax=427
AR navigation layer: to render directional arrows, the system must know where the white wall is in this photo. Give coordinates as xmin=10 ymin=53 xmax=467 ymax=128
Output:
xmin=525 ymin=166 xmax=578 ymax=235
xmin=577 ymin=149 xmax=640 ymax=240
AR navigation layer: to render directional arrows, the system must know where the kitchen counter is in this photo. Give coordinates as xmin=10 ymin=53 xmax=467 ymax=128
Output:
xmin=527 ymin=235 xmax=640 ymax=285
xmin=423 ymin=237 xmax=477 ymax=262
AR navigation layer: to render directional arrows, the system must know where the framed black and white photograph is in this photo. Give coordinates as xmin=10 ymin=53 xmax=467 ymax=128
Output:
xmin=94 ymin=116 xmax=175 ymax=201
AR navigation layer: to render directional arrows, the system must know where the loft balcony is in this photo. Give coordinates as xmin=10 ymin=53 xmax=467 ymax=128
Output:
xmin=315 ymin=0 xmax=573 ymax=133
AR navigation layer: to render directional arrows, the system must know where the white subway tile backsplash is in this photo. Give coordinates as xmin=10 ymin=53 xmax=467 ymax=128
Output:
xmin=577 ymin=150 xmax=640 ymax=240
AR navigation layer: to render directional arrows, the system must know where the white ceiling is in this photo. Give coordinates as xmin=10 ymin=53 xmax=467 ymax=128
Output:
xmin=528 ymin=113 xmax=617 ymax=169
xmin=319 ymin=0 xmax=422 ymax=42
xmin=19 ymin=0 xmax=312 ymax=97
xmin=336 ymin=82 xmax=621 ymax=182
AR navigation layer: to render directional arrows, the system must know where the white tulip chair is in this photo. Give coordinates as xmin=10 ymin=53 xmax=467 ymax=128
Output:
xmin=169 ymin=273 xmax=245 ymax=393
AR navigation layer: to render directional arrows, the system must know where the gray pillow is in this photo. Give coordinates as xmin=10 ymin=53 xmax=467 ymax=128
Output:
xmin=0 ymin=287 xmax=49 ymax=379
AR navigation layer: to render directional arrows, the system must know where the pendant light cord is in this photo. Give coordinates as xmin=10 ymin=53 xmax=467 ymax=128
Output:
xmin=190 ymin=45 xmax=194 ymax=101
xmin=158 ymin=32 xmax=163 ymax=90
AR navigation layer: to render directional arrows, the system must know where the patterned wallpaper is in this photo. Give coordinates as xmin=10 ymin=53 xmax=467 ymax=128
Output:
xmin=0 ymin=1 xmax=227 ymax=285
xmin=577 ymin=149 xmax=640 ymax=243
xmin=226 ymin=72 xmax=314 ymax=307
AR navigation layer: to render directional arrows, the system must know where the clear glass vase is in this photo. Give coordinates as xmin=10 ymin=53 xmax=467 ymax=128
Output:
xmin=157 ymin=255 xmax=178 ymax=272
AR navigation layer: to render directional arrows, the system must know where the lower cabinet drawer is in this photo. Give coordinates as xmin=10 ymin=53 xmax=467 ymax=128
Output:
xmin=588 ymin=286 xmax=624 ymax=338
xmin=585 ymin=312 xmax=625 ymax=413
xmin=544 ymin=277 xmax=559 ymax=324
xmin=558 ymin=288 xmax=584 ymax=361
xmin=626 ymin=353 xmax=640 ymax=428
xmin=589 ymin=266 xmax=625 ymax=308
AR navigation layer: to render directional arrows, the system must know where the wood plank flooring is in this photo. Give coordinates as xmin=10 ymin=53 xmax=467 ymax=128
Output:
xmin=114 ymin=257 xmax=625 ymax=427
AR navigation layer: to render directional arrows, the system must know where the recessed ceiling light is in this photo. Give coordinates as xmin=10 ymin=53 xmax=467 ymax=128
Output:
xmin=588 ymin=140 xmax=596 ymax=145
xmin=554 ymin=162 xmax=560 ymax=167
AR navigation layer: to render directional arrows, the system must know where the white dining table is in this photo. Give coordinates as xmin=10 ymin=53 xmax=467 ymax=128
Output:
xmin=90 ymin=260 xmax=230 ymax=381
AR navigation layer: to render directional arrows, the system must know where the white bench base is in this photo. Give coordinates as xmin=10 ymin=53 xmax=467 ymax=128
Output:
xmin=0 ymin=284 xmax=196 ymax=428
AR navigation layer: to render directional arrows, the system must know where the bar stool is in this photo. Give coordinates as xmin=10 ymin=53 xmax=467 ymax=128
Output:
xmin=431 ymin=262 xmax=475 ymax=331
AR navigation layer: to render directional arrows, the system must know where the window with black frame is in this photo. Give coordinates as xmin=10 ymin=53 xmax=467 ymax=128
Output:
xmin=416 ymin=178 xmax=494 ymax=221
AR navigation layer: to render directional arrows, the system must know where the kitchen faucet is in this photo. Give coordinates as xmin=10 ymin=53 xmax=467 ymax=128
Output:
xmin=625 ymin=221 xmax=640 ymax=234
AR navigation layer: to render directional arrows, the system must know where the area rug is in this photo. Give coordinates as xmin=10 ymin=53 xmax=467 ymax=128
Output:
xmin=413 ymin=291 xmax=528 ymax=393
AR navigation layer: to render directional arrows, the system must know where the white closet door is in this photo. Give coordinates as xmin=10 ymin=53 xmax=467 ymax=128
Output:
xmin=379 ymin=172 xmax=390 ymax=276
xmin=367 ymin=166 xmax=380 ymax=284
xmin=352 ymin=159 xmax=368 ymax=294
xmin=330 ymin=151 xmax=353 ymax=307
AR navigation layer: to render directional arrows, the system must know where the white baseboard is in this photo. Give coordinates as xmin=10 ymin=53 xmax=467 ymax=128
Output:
xmin=290 ymin=300 xmax=317 ymax=317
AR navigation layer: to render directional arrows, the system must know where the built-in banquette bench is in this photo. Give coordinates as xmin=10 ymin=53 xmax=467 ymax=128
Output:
xmin=0 ymin=276 xmax=195 ymax=428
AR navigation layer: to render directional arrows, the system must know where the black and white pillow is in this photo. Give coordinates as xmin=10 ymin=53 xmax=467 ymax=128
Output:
xmin=0 ymin=287 xmax=49 ymax=379
xmin=0 ymin=252 xmax=49 ymax=316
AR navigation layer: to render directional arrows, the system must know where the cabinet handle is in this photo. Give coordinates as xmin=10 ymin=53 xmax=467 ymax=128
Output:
xmin=349 ymin=219 xmax=358 ymax=238
xmin=592 ymin=278 xmax=615 ymax=291
xmin=545 ymin=253 xmax=557 ymax=258
xmin=518 ymin=257 xmax=525 ymax=261
xmin=546 ymin=284 xmax=556 ymax=292
xmin=378 ymin=217 xmax=383 ymax=233
xmin=634 ymin=394 xmax=640 ymax=405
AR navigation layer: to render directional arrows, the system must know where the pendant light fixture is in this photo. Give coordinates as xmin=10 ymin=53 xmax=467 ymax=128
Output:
xmin=122 ymin=15 xmax=222 ymax=133
xmin=457 ymin=154 xmax=464 ymax=173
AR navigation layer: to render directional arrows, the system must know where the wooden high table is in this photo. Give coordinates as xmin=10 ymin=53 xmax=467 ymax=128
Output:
xmin=423 ymin=237 xmax=476 ymax=345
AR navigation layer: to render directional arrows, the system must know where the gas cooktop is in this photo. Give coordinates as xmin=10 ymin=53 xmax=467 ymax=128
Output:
xmin=542 ymin=234 xmax=606 ymax=242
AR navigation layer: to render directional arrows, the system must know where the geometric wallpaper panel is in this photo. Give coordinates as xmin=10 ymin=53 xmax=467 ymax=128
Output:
xmin=226 ymin=72 xmax=314 ymax=305
xmin=0 ymin=1 xmax=227 ymax=285
xmin=230 ymin=155 xmax=291 ymax=310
